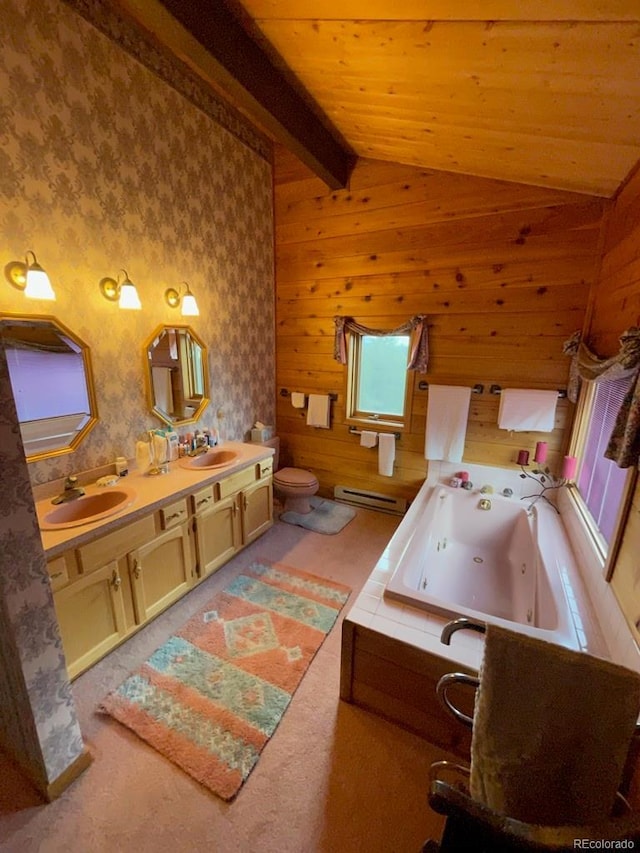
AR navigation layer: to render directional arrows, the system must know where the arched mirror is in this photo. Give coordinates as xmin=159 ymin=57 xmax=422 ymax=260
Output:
xmin=0 ymin=314 xmax=99 ymax=462
xmin=144 ymin=324 xmax=209 ymax=426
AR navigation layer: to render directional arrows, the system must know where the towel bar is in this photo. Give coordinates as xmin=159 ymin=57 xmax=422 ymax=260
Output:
xmin=279 ymin=388 xmax=338 ymax=401
xmin=418 ymin=382 xmax=484 ymax=394
xmin=490 ymin=385 xmax=566 ymax=399
xmin=348 ymin=427 xmax=401 ymax=440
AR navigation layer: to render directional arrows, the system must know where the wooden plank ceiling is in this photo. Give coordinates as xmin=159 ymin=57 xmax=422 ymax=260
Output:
xmin=230 ymin=0 xmax=640 ymax=197
xmin=123 ymin=1 xmax=640 ymax=197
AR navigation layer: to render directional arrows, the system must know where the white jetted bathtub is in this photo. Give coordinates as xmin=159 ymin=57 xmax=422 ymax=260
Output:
xmin=385 ymin=483 xmax=580 ymax=649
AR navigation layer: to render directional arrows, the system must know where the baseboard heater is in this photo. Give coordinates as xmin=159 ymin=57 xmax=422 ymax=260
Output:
xmin=334 ymin=485 xmax=407 ymax=516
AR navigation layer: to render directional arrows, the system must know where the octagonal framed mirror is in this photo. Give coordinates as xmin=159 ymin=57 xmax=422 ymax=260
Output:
xmin=0 ymin=313 xmax=99 ymax=462
xmin=144 ymin=324 xmax=209 ymax=426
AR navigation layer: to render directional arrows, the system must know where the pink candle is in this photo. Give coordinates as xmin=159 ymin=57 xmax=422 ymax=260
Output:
xmin=562 ymin=455 xmax=577 ymax=480
xmin=517 ymin=449 xmax=529 ymax=466
xmin=534 ymin=441 xmax=548 ymax=464
xmin=459 ymin=471 xmax=469 ymax=482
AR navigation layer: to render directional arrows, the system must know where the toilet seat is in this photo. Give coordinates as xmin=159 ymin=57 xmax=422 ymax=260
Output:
xmin=273 ymin=467 xmax=318 ymax=488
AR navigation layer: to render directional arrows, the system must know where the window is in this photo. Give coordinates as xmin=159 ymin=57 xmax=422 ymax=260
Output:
xmin=346 ymin=333 xmax=411 ymax=426
xmin=573 ymin=375 xmax=635 ymax=555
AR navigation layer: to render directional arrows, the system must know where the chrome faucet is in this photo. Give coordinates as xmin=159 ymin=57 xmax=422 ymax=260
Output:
xmin=188 ymin=435 xmax=210 ymax=456
xmin=440 ymin=617 xmax=487 ymax=645
xmin=51 ymin=476 xmax=85 ymax=505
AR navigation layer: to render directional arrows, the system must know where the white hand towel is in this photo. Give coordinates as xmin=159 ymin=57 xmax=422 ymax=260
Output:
xmin=291 ymin=392 xmax=306 ymax=409
xmin=498 ymin=388 xmax=558 ymax=432
xmin=378 ymin=433 xmax=395 ymax=476
xmin=360 ymin=430 xmax=378 ymax=448
xmin=425 ymin=385 xmax=471 ymax=462
xmin=306 ymin=394 xmax=330 ymax=428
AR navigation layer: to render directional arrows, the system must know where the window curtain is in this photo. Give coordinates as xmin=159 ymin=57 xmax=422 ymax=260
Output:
xmin=563 ymin=327 xmax=640 ymax=468
xmin=333 ymin=314 xmax=429 ymax=373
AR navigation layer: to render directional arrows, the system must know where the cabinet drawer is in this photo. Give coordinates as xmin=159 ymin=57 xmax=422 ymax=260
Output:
xmin=259 ymin=458 xmax=273 ymax=478
xmin=218 ymin=465 xmax=256 ymax=498
xmin=160 ymin=498 xmax=189 ymax=529
xmin=192 ymin=486 xmax=215 ymax=514
xmin=78 ymin=515 xmax=156 ymax=572
xmin=47 ymin=555 xmax=69 ymax=591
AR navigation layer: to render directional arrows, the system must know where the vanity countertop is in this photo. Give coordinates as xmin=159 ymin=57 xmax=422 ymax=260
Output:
xmin=36 ymin=441 xmax=274 ymax=559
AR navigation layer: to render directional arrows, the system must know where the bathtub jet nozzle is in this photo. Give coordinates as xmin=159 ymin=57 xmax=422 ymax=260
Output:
xmin=478 ymin=498 xmax=492 ymax=511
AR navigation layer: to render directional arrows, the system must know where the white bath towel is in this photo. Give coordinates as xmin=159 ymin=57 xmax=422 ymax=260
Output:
xmin=152 ymin=367 xmax=174 ymax=414
xmin=470 ymin=625 xmax=640 ymax=826
xmin=378 ymin=433 xmax=395 ymax=476
xmin=291 ymin=392 xmax=306 ymax=409
xmin=360 ymin=430 xmax=378 ymax=448
xmin=497 ymin=388 xmax=558 ymax=432
xmin=306 ymin=394 xmax=330 ymax=428
xmin=425 ymin=385 xmax=471 ymax=462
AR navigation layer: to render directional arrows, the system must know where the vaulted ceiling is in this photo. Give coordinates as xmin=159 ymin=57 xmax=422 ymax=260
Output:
xmin=115 ymin=1 xmax=640 ymax=197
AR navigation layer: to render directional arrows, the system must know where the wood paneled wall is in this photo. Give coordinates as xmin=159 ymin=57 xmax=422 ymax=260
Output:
xmin=274 ymin=149 xmax=605 ymax=501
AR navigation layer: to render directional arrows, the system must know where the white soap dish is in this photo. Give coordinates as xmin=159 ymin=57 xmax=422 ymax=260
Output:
xmin=96 ymin=475 xmax=120 ymax=487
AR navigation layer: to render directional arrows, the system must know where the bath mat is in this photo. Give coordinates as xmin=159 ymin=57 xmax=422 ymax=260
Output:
xmin=99 ymin=560 xmax=350 ymax=801
xmin=280 ymin=497 xmax=356 ymax=535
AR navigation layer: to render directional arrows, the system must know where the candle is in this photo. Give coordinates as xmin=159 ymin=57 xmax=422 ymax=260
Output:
xmin=459 ymin=471 xmax=470 ymax=482
xmin=561 ymin=455 xmax=577 ymax=480
xmin=534 ymin=441 xmax=548 ymax=464
xmin=517 ymin=449 xmax=529 ymax=466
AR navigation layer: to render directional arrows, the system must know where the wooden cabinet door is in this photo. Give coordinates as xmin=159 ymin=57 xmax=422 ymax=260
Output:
xmin=194 ymin=494 xmax=241 ymax=578
xmin=241 ymin=477 xmax=273 ymax=545
xmin=53 ymin=562 xmax=127 ymax=679
xmin=129 ymin=522 xmax=193 ymax=623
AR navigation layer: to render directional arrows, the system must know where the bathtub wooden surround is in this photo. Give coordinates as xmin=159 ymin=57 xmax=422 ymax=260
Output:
xmin=275 ymin=150 xmax=605 ymax=504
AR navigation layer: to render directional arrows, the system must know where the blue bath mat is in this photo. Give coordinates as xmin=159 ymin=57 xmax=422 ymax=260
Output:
xmin=280 ymin=497 xmax=356 ymax=535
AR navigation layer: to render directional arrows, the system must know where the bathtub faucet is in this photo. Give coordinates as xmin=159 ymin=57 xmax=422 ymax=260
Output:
xmin=440 ymin=617 xmax=487 ymax=645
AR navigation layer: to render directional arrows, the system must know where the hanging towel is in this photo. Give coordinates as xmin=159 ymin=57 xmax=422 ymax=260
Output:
xmin=498 ymin=388 xmax=558 ymax=432
xmin=470 ymin=625 xmax=640 ymax=826
xmin=291 ymin=392 xmax=306 ymax=409
xmin=425 ymin=385 xmax=471 ymax=462
xmin=378 ymin=433 xmax=395 ymax=476
xmin=360 ymin=430 xmax=378 ymax=448
xmin=152 ymin=367 xmax=174 ymax=414
xmin=306 ymin=394 xmax=330 ymax=428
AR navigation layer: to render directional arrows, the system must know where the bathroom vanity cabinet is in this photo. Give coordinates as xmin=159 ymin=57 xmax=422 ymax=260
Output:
xmin=46 ymin=452 xmax=273 ymax=678
xmin=191 ymin=457 xmax=273 ymax=578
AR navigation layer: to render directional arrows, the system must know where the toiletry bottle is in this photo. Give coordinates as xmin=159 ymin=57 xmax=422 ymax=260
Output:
xmin=115 ymin=456 xmax=128 ymax=477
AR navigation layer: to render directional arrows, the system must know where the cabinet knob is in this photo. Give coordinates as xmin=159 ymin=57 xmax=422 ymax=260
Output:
xmin=112 ymin=570 xmax=122 ymax=590
xmin=243 ymin=495 xmax=248 ymax=511
xmin=133 ymin=559 xmax=142 ymax=579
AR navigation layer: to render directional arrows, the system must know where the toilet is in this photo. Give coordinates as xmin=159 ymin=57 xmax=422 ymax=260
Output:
xmin=261 ymin=437 xmax=319 ymax=514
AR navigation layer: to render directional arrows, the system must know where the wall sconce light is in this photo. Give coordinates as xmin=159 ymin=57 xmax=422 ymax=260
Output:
xmin=4 ymin=251 xmax=56 ymax=300
xmin=99 ymin=269 xmax=142 ymax=310
xmin=164 ymin=282 xmax=199 ymax=316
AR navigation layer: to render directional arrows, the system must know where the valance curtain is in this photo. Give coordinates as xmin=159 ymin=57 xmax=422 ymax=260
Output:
xmin=333 ymin=314 xmax=429 ymax=373
xmin=563 ymin=327 xmax=640 ymax=468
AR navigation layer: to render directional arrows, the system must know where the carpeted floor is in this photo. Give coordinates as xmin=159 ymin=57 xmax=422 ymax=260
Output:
xmin=0 ymin=507 xmax=451 ymax=853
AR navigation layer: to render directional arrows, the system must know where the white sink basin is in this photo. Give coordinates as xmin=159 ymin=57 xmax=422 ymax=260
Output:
xmin=40 ymin=487 xmax=137 ymax=530
xmin=178 ymin=449 xmax=239 ymax=470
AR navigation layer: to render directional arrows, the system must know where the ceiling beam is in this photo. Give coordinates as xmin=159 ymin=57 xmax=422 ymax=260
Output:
xmin=114 ymin=0 xmax=355 ymax=189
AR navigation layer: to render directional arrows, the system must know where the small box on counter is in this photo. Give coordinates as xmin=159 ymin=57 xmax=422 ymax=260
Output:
xmin=251 ymin=425 xmax=274 ymax=442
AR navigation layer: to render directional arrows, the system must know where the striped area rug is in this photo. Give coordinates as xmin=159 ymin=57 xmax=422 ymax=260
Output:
xmin=99 ymin=560 xmax=350 ymax=800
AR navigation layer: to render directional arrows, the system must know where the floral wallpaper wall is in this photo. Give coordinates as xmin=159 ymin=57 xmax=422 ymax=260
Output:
xmin=0 ymin=347 xmax=84 ymax=785
xmin=0 ymin=0 xmax=274 ymax=790
xmin=0 ymin=0 xmax=275 ymax=487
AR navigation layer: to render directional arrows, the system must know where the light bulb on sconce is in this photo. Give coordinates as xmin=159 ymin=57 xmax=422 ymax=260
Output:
xmin=99 ymin=269 xmax=142 ymax=310
xmin=164 ymin=282 xmax=200 ymax=316
xmin=4 ymin=251 xmax=56 ymax=301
